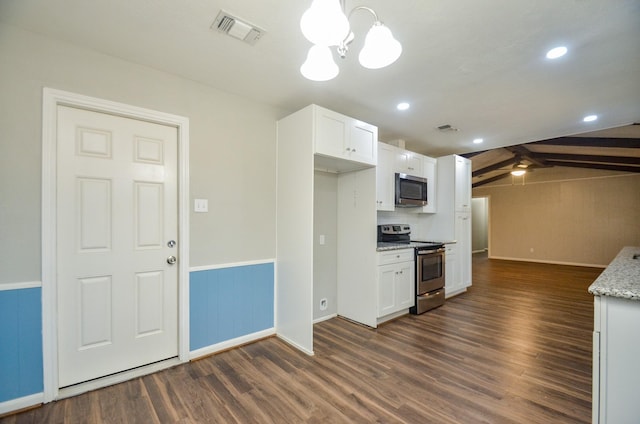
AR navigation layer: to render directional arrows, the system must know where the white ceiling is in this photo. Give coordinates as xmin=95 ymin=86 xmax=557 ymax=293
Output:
xmin=1 ymin=0 xmax=639 ymax=157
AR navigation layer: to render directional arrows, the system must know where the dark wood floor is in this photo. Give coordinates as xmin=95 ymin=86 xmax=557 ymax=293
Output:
xmin=2 ymin=254 xmax=602 ymax=423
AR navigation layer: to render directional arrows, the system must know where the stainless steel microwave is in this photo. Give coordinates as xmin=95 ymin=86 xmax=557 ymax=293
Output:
xmin=395 ymin=173 xmax=428 ymax=207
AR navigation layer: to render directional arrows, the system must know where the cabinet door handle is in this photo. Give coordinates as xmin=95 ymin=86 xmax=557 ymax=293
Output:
xmin=345 ymin=147 xmax=351 ymax=152
xmin=352 ymin=148 xmax=356 ymax=152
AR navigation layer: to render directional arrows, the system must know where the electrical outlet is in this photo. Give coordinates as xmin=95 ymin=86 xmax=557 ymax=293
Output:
xmin=320 ymin=298 xmax=328 ymax=311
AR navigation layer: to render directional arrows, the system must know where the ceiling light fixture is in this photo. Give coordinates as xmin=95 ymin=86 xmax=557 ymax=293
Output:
xmin=397 ymin=102 xmax=410 ymax=111
xmin=546 ymin=46 xmax=567 ymax=59
xmin=511 ymin=161 xmax=528 ymax=176
xmin=473 ymin=138 xmax=483 ymax=144
xmin=300 ymin=45 xmax=339 ymax=81
xmin=300 ymin=0 xmax=402 ymax=81
xmin=583 ymin=114 xmax=598 ymax=122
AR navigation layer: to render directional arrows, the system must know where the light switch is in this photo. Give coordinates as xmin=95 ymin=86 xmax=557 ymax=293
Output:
xmin=194 ymin=198 xmax=208 ymax=213
xmin=319 ymin=235 xmax=325 ymax=245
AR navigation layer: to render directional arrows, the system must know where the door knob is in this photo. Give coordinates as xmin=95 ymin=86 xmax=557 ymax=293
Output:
xmin=167 ymin=255 xmax=177 ymax=265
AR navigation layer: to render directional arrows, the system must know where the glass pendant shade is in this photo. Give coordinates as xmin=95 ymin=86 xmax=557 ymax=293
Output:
xmin=358 ymin=22 xmax=402 ymax=69
xmin=300 ymin=0 xmax=350 ymax=46
xmin=300 ymin=45 xmax=339 ymax=81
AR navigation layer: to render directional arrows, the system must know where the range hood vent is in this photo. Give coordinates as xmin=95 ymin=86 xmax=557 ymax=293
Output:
xmin=212 ymin=10 xmax=265 ymax=45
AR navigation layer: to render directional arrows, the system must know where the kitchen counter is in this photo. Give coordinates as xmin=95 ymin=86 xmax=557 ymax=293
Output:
xmin=588 ymin=246 xmax=640 ymax=300
xmin=376 ymin=241 xmax=446 ymax=252
xmin=377 ymin=243 xmax=414 ymax=252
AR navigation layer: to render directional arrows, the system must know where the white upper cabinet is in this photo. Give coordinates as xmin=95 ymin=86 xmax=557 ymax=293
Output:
xmin=454 ymin=155 xmax=472 ymax=212
xmin=376 ymin=142 xmax=395 ymax=211
xmin=314 ymin=105 xmax=377 ymax=170
xmin=375 ymin=142 xmax=438 ymax=214
xmin=419 ymin=155 xmax=437 ymax=214
xmin=395 ymin=149 xmax=423 ymax=176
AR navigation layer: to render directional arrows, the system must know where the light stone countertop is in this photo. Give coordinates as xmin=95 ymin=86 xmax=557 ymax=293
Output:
xmin=588 ymin=246 xmax=640 ymax=300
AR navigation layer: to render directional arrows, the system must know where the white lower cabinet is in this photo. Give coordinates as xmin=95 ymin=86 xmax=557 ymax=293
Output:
xmin=377 ymin=249 xmax=415 ymax=320
xmin=592 ymin=295 xmax=640 ymax=423
xmin=443 ymin=214 xmax=471 ymax=299
xmin=443 ymin=243 xmax=459 ymax=297
xmin=456 ymin=212 xmax=472 ymax=289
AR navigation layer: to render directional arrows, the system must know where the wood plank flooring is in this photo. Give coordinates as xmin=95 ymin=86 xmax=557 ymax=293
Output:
xmin=1 ymin=254 xmax=603 ymax=423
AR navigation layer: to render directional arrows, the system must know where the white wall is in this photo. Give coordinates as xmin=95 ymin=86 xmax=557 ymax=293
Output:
xmin=313 ymin=171 xmax=338 ymax=320
xmin=0 ymin=24 xmax=280 ymax=284
xmin=473 ymin=169 xmax=640 ymax=267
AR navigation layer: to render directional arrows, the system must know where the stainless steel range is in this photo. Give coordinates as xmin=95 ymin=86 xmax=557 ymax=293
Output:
xmin=377 ymin=224 xmax=446 ymax=314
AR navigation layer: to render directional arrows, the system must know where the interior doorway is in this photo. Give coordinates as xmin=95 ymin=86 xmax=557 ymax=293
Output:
xmin=471 ymin=197 xmax=489 ymax=254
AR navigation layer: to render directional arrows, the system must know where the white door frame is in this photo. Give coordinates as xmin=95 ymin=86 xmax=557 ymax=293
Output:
xmin=41 ymin=88 xmax=190 ymax=402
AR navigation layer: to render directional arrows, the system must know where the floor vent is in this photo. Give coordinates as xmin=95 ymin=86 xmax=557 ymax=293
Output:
xmin=211 ymin=10 xmax=265 ymax=45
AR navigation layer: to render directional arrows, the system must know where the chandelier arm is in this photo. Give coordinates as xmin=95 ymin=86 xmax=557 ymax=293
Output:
xmin=348 ymin=6 xmax=379 ymax=22
xmin=338 ymin=5 xmax=380 ymax=51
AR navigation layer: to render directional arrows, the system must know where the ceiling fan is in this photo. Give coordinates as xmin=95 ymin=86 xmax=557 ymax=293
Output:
xmin=509 ymin=159 xmax=531 ymax=176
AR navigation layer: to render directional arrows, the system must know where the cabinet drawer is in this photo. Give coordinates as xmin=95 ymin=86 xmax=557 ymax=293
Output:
xmin=415 ymin=289 xmax=445 ymax=313
xmin=378 ymin=249 xmax=414 ymax=265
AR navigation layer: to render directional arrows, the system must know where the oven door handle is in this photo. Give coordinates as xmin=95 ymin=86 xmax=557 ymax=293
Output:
xmin=417 ymin=248 xmax=445 ymax=255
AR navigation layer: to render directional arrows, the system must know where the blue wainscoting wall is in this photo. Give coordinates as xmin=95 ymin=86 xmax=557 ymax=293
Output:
xmin=0 ymin=287 xmax=43 ymax=402
xmin=189 ymin=262 xmax=274 ymax=351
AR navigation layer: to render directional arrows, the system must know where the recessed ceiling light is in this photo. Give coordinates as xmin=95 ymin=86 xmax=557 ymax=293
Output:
xmin=583 ymin=114 xmax=598 ymax=122
xmin=473 ymin=138 xmax=484 ymax=144
xmin=546 ymin=46 xmax=567 ymax=59
xmin=397 ymin=102 xmax=410 ymax=111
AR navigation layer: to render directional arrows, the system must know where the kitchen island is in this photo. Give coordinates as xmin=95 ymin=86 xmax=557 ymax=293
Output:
xmin=589 ymin=246 xmax=640 ymax=424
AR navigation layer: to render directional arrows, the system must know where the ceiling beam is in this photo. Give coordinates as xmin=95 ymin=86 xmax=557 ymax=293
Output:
xmin=472 ymin=172 xmax=512 ymax=188
xmin=504 ymin=145 xmax=550 ymax=167
xmin=533 ymin=137 xmax=640 ymax=148
xmin=545 ymin=161 xmax=640 ymax=173
xmin=472 ymin=157 xmax=518 ymax=177
xmin=460 ymin=150 xmax=487 ymax=158
xmin=536 ymin=153 xmax=640 ymax=165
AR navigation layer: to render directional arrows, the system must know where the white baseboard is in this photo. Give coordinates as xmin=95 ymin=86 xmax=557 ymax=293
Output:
xmin=276 ymin=333 xmax=315 ymax=356
xmin=377 ymin=309 xmax=409 ymax=325
xmin=489 ymin=255 xmax=607 ymax=268
xmin=313 ymin=313 xmax=337 ymax=324
xmin=445 ymin=287 xmax=468 ymax=299
xmin=189 ymin=328 xmax=276 ymax=360
xmin=0 ymin=392 xmax=43 ymax=415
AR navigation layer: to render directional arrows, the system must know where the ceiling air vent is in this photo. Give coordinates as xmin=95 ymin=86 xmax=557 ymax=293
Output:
xmin=437 ymin=124 xmax=459 ymax=132
xmin=212 ymin=10 xmax=266 ymax=45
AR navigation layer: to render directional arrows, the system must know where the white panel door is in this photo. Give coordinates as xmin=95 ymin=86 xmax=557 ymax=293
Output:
xmin=56 ymin=105 xmax=178 ymax=387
